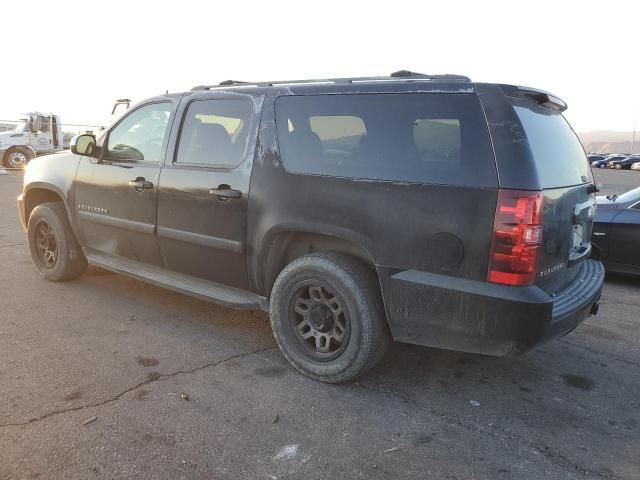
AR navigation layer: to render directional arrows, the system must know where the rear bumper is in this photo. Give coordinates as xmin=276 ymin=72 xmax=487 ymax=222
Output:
xmin=378 ymin=259 xmax=604 ymax=356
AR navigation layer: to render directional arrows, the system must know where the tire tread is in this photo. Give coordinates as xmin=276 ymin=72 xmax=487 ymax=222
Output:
xmin=28 ymin=202 xmax=87 ymax=281
xmin=270 ymin=252 xmax=389 ymax=383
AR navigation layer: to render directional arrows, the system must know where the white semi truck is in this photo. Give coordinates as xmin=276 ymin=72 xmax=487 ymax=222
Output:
xmin=1 ymin=101 xmax=129 ymax=168
xmin=0 ymin=112 xmax=71 ymax=168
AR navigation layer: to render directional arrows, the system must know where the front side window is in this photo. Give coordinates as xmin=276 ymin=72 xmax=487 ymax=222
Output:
xmin=275 ymin=93 xmax=496 ymax=187
xmin=105 ymin=102 xmax=172 ymax=162
xmin=175 ymin=98 xmax=253 ymax=167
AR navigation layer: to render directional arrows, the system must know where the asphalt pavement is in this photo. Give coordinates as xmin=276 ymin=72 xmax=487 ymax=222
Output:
xmin=1 ymin=168 xmax=639 ymax=480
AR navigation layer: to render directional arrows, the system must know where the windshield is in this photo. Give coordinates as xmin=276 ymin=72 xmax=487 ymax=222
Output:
xmin=512 ymin=99 xmax=592 ymax=188
xmin=614 ymin=186 xmax=640 ymax=203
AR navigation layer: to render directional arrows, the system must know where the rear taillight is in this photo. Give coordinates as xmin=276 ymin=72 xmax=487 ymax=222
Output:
xmin=488 ymin=189 xmax=543 ymax=286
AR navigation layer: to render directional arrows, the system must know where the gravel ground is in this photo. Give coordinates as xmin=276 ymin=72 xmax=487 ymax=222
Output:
xmin=0 ymin=169 xmax=638 ymax=480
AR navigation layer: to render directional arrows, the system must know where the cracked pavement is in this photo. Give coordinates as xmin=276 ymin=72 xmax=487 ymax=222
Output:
xmin=1 ymin=169 xmax=639 ymax=479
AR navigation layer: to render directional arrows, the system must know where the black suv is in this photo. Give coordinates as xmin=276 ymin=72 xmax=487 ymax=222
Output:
xmin=18 ymin=71 xmax=604 ymax=382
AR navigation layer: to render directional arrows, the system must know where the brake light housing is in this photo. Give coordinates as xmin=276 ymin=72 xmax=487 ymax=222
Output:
xmin=488 ymin=189 xmax=543 ymax=286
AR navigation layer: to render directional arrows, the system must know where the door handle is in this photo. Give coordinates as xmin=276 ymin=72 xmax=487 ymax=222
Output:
xmin=129 ymin=177 xmax=153 ymax=190
xmin=210 ymin=185 xmax=242 ymax=200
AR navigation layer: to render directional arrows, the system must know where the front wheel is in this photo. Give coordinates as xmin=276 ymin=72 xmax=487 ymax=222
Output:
xmin=3 ymin=148 xmax=34 ymax=169
xmin=27 ymin=202 xmax=88 ymax=281
xmin=614 ymin=163 xmax=623 ymax=170
xmin=270 ymin=253 xmax=390 ymax=383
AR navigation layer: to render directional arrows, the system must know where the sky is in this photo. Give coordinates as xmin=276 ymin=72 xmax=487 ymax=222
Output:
xmin=1 ymin=0 xmax=638 ymax=133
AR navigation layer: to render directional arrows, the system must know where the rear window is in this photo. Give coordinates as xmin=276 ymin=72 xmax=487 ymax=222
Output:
xmin=512 ymin=100 xmax=592 ymax=188
xmin=275 ymin=93 xmax=496 ymax=187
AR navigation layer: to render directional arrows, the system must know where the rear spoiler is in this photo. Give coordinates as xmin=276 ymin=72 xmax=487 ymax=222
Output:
xmin=500 ymin=84 xmax=568 ymax=112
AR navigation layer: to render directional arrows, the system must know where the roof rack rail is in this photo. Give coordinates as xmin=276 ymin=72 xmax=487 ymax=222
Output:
xmin=190 ymin=71 xmax=471 ymax=91
xmin=389 ymin=70 xmax=470 ymax=81
xmin=219 ymin=79 xmax=251 ymax=86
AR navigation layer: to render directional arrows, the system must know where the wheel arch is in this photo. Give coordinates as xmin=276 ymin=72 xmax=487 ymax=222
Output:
xmin=4 ymin=144 xmax=36 ymax=158
xmin=260 ymin=228 xmax=378 ymax=297
xmin=24 ymin=184 xmax=72 ymax=228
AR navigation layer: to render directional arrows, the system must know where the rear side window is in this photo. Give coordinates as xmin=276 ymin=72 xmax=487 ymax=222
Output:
xmin=309 ymin=115 xmax=367 ymax=150
xmin=275 ymin=93 xmax=496 ymax=187
xmin=512 ymin=100 xmax=592 ymax=188
xmin=413 ymin=119 xmax=461 ymax=165
xmin=176 ymin=98 xmax=252 ymax=167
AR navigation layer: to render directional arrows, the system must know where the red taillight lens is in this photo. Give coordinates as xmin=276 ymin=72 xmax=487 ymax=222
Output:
xmin=488 ymin=189 xmax=543 ymax=286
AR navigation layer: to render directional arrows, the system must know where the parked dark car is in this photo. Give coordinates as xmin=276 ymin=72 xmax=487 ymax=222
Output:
xmin=592 ymin=187 xmax=640 ymax=275
xmin=587 ymin=154 xmax=606 ymax=164
xmin=593 ymin=154 xmax=626 ymax=168
xmin=607 ymin=156 xmax=640 ymax=169
xmin=17 ymin=71 xmax=604 ymax=382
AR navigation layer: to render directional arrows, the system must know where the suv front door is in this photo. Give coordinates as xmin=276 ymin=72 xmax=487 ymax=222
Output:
xmin=75 ymin=99 xmax=176 ymax=265
xmin=156 ymin=92 xmax=260 ymax=290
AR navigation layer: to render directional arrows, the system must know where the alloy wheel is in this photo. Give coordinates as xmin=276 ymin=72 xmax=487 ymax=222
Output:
xmin=7 ymin=151 xmax=28 ymax=168
xmin=34 ymin=220 xmax=58 ymax=268
xmin=289 ymin=282 xmax=351 ymax=361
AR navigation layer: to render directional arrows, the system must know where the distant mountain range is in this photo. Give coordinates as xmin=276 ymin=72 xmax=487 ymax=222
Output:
xmin=578 ymin=131 xmax=639 ymax=154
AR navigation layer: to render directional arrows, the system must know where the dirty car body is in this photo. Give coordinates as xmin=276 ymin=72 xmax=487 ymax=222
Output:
xmin=18 ymin=72 xmax=604 ymax=381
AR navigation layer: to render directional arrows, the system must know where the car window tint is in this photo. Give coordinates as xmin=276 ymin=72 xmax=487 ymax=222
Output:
xmin=105 ymin=103 xmax=171 ymax=162
xmin=512 ymin=101 xmax=592 ymax=188
xmin=176 ymin=98 xmax=253 ymax=167
xmin=307 ymin=116 xmax=367 ymax=164
xmin=414 ymin=119 xmax=461 ymax=165
xmin=275 ymin=93 xmax=496 ymax=187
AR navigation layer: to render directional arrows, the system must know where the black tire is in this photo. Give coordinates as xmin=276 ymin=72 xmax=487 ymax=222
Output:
xmin=3 ymin=148 xmax=34 ymax=169
xmin=270 ymin=253 xmax=390 ymax=383
xmin=614 ymin=163 xmax=622 ymax=170
xmin=27 ymin=202 xmax=87 ymax=281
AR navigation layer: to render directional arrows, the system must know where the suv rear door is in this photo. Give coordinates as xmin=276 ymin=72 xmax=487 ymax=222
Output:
xmin=155 ymin=91 xmax=261 ymax=290
xmin=478 ymin=84 xmax=595 ymax=294
xmin=74 ymin=99 xmax=176 ymax=265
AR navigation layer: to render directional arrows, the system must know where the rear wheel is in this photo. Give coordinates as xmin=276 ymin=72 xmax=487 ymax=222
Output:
xmin=27 ymin=202 xmax=87 ymax=281
xmin=3 ymin=148 xmax=33 ymax=169
xmin=270 ymin=253 xmax=389 ymax=383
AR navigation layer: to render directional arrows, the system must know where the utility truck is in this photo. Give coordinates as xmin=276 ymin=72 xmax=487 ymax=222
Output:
xmin=0 ymin=113 xmax=68 ymax=168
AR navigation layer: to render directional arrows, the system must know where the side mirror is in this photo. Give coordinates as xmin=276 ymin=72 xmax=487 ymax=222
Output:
xmin=71 ymin=134 xmax=97 ymax=157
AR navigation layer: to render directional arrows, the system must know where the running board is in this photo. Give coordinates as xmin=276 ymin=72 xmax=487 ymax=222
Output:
xmin=86 ymin=251 xmax=268 ymax=311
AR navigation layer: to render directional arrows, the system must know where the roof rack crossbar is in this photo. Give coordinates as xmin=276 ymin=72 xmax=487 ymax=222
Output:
xmin=190 ymin=71 xmax=471 ymax=91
